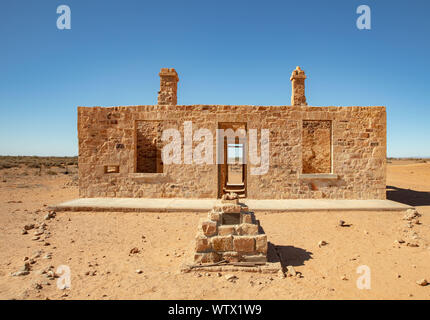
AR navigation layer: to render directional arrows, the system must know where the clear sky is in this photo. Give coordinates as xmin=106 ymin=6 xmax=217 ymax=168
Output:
xmin=0 ymin=0 xmax=429 ymax=157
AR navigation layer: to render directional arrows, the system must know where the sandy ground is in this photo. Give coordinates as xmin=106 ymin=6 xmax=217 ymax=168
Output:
xmin=0 ymin=161 xmax=429 ymax=300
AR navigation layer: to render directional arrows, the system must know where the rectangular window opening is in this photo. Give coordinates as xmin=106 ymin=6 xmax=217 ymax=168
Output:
xmin=302 ymin=120 xmax=332 ymax=174
xmin=104 ymin=165 xmax=119 ymax=174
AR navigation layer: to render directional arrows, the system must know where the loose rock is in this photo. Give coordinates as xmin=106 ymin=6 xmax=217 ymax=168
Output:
xmin=318 ymin=240 xmax=328 ymax=247
xmin=286 ymin=266 xmax=297 ymax=277
xmin=416 ymin=279 xmax=428 ymax=286
xmin=129 ymin=247 xmax=140 ymax=254
xmin=225 ymin=274 xmax=238 ymax=282
xmin=278 ymin=269 xmax=286 ymax=278
xmin=403 ymin=209 xmax=420 ymax=221
xmin=23 ymin=224 xmax=35 ymax=230
xmin=44 ymin=211 xmax=56 ymax=221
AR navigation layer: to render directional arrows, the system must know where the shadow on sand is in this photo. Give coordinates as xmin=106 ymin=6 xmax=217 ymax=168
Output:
xmin=254 ymin=214 xmax=313 ymax=270
xmin=387 ymin=185 xmax=430 ymax=206
xmin=267 ymin=242 xmax=313 ymax=269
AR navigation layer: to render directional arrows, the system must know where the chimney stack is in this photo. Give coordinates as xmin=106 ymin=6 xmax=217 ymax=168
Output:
xmin=290 ymin=66 xmax=307 ymax=106
xmin=158 ymin=68 xmax=179 ymax=105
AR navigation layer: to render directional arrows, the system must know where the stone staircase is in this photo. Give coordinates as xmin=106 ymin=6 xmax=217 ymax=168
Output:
xmin=223 ymin=183 xmax=246 ymax=198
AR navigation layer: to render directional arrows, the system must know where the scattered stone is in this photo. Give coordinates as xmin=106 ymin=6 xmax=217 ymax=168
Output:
xmin=278 ymin=269 xmax=286 ymax=278
xmin=416 ymin=279 xmax=428 ymax=286
xmin=225 ymin=274 xmax=238 ymax=282
xmin=34 ymin=229 xmax=44 ymax=236
xmin=318 ymin=240 xmax=328 ymax=247
xmin=33 ymin=283 xmax=43 ymax=290
xmin=22 ymin=262 xmax=31 ymax=272
xmin=129 ymin=247 xmax=140 ymax=254
xmin=338 ymin=220 xmax=345 ymax=227
xmin=43 ymin=253 xmax=52 ymax=260
xmin=21 ymin=230 xmax=28 ymax=235
xmin=341 ymin=275 xmax=348 ymax=281
xmin=32 ymin=250 xmax=42 ymax=259
xmin=12 ymin=270 xmax=29 ymax=277
xmin=24 ymin=224 xmax=35 ymax=230
xmin=46 ymin=270 xmax=57 ymax=280
xmin=403 ymin=209 xmax=420 ymax=221
xmin=44 ymin=211 xmax=56 ymax=221
xmin=407 ymin=242 xmax=419 ymax=247
xmin=286 ymin=266 xmax=297 ymax=277
xmin=135 ymin=269 xmax=143 ymax=274
xmin=31 ymin=236 xmax=40 ymax=241
xmin=12 ymin=262 xmax=31 ymax=276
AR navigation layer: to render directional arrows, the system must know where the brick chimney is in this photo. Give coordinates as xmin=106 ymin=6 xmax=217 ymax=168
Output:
xmin=157 ymin=68 xmax=179 ymax=105
xmin=290 ymin=66 xmax=307 ymax=106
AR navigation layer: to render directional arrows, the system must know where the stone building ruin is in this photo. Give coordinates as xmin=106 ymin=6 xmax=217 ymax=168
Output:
xmin=78 ymin=66 xmax=386 ymax=200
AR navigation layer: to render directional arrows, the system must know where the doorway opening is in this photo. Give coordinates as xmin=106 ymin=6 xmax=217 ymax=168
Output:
xmin=218 ymin=122 xmax=247 ymax=198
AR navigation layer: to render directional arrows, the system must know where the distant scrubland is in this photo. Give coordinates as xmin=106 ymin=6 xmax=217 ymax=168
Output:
xmin=0 ymin=156 xmax=78 ymax=170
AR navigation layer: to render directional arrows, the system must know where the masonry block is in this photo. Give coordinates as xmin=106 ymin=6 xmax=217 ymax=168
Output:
xmin=195 ymin=234 xmax=211 ymax=252
xmin=235 ymin=223 xmax=259 ymax=235
xmin=211 ymin=235 xmax=233 ymax=252
xmin=255 ymin=234 xmax=268 ymax=254
xmin=222 ymin=251 xmax=241 ymax=263
xmin=218 ymin=225 xmax=235 ymax=236
xmin=208 ymin=210 xmax=221 ymax=223
xmin=241 ymin=212 xmax=253 ymax=224
xmin=233 ymin=236 xmax=255 ymax=253
xmin=201 ymin=220 xmax=217 ymax=236
xmin=194 ymin=252 xmax=221 ymax=264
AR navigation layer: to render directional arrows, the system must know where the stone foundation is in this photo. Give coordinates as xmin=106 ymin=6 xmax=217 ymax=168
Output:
xmin=194 ymin=197 xmax=267 ymax=264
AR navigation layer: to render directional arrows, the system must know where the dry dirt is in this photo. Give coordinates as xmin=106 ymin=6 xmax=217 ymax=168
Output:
xmin=0 ymin=160 xmax=429 ymax=300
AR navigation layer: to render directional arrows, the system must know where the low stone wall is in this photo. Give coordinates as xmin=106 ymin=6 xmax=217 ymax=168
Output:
xmin=194 ymin=201 xmax=268 ymax=264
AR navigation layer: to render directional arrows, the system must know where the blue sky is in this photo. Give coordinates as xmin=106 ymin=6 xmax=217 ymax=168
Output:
xmin=0 ymin=0 xmax=429 ymax=157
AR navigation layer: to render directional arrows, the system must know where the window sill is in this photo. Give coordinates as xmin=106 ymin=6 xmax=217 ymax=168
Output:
xmin=299 ymin=173 xmax=338 ymax=180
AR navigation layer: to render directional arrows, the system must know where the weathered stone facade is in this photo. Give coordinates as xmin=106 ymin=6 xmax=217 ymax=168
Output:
xmin=78 ymin=67 xmax=386 ymax=200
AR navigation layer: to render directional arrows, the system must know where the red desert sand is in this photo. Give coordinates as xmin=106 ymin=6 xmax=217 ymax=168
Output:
xmin=0 ymin=159 xmax=429 ymax=299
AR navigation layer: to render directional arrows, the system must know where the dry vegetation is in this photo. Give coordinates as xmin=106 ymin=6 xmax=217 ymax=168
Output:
xmin=0 ymin=156 xmax=77 ymax=170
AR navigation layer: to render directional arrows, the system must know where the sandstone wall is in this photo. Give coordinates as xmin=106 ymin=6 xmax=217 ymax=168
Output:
xmin=77 ymin=105 xmax=386 ymax=199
